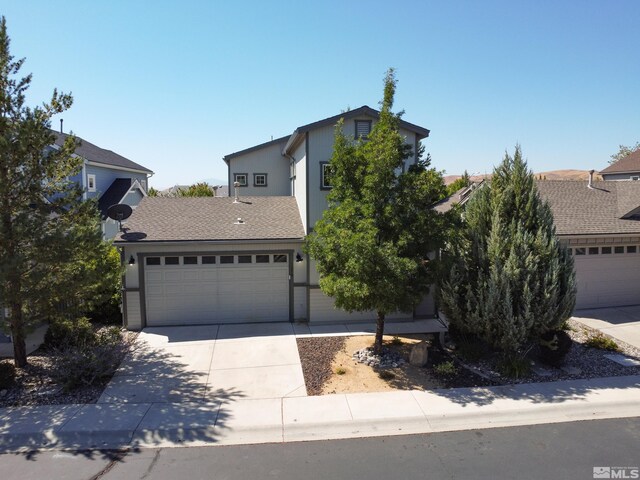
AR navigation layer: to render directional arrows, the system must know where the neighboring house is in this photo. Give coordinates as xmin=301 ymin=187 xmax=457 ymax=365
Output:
xmin=599 ymin=149 xmax=640 ymax=180
xmin=116 ymin=106 xmax=440 ymax=329
xmin=52 ymin=132 xmax=154 ymax=238
xmin=535 ymin=178 xmax=640 ymax=309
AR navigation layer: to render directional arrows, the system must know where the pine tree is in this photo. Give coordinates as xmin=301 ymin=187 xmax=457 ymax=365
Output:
xmin=0 ymin=17 xmax=109 ymax=366
xmin=438 ymin=146 xmax=576 ymax=358
xmin=305 ymin=69 xmax=449 ymax=354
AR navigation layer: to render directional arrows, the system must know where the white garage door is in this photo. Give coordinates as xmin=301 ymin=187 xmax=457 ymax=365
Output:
xmin=144 ymin=253 xmax=290 ymax=326
xmin=572 ymin=244 xmax=640 ymax=309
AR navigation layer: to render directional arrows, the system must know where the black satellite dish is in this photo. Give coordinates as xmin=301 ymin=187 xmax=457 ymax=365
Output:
xmin=107 ymin=204 xmax=133 ymax=233
xmin=107 ymin=204 xmax=133 ymax=222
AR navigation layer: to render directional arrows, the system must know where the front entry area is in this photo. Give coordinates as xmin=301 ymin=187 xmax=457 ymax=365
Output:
xmin=144 ymin=253 xmax=291 ymax=326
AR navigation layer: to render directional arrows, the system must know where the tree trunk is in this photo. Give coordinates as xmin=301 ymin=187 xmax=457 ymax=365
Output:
xmin=9 ymin=303 xmax=27 ymax=368
xmin=373 ymin=311 xmax=385 ymax=355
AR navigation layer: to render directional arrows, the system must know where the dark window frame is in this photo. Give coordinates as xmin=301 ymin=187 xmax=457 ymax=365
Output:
xmin=614 ymin=246 xmax=625 ymax=254
xmin=238 ymin=255 xmax=252 ymax=264
xmin=588 ymin=247 xmax=599 ymax=255
xmin=628 ymin=245 xmax=637 ymax=254
xmin=256 ymin=254 xmax=270 ymax=263
xmin=253 ymin=173 xmax=268 ymax=187
xmin=273 ymin=254 xmax=288 ymax=263
xmin=146 ymin=257 xmax=161 ymax=266
xmin=202 ymin=256 xmax=216 ymax=264
xmin=233 ymin=173 xmax=248 ymax=187
xmin=355 ymin=119 xmax=372 ymax=139
xmin=574 ymin=247 xmax=586 ymax=256
xmin=220 ymin=255 xmax=235 ymax=264
xmin=320 ymin=162 xmax=333 ymax=190
xmin=601 ymin=247 xmax=612 ymax=254
xmin=183 ymin=256 xmax=198 ymax=265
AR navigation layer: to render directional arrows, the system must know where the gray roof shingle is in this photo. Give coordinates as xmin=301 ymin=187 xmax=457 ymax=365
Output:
xmin=115 ymin=196 xmax=305 ymax=243
xmin=536 ymin=180 xmax=640 ymax=236
xmin=53 ymin=132 xmax=153 ymax=174
xmin=599 ymin=149 xmax=640 ymax=174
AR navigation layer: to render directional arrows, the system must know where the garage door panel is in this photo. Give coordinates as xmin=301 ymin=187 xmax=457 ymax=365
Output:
xmin=145 ymin=254 xmax=290 ymax=326
xmin=574 ymin=252 xmax=640 ymax=309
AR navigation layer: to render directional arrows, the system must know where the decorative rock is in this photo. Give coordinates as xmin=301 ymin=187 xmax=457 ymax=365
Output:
xmin=0 ymin=389 xmax=7 ymax=397
xmin=409 ymin=341 xmax=429 ymax=367
xmin=561 ymin=365 xmax=582 ymax=375
xmin=531 ymin=365 xmax=553 ymax=377
xmin=603 ymin=354 xmax=640 ymax=367
xmin=352 ymin=347 xmax=405 ymax=369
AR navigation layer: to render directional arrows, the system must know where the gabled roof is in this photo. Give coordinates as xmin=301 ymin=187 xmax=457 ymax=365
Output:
xmin=536 ymin=180 xmax=640 ymax=236
xmin=97 ymin=178 xmax=145 ymax=218
xmin=53 ymin=132 xmax=153 ymax=174
xmin=223 ymin=136 xmax=289 ymax=163
xmin=115 ymin=196 xmax=305 ymax=243
xmin=283 ymin=105 xmax=430 ymax=155
xmin=599 ymin=149 xmax=640 ymax=175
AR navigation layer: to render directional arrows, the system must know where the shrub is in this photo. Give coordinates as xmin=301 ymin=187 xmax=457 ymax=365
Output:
xmin=433 ymin=360 xmax=457 ymax=376
xmin=585 ymin=334 xmax=620 ymax=352
xmin=335 ymin=366 xmax=347 ymax=375
xmin=498 ymin=356 xmax=531 ymax=379
xmin=390 ymin=336 xmax=403 ymax=346
xmin=45 ymin=316 xmax=95 ymax=349
xmin=538 ymin=330 xmax=572 ymax=367
xmin=50 ymin=328 xmax=129 ymax=392
xmin=0 ymin=361 xmax=16 ymax=389
xmin=378 ymin=370 xmax=395 ymax=380
xmin=455 ymin=336 xmax=489 ymax=362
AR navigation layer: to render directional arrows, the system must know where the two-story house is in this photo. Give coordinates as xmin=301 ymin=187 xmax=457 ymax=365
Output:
xmin=115 ymin=106 xmax=441 ymax=329
xmin=53 ymin=132 xmax=154 ymax=238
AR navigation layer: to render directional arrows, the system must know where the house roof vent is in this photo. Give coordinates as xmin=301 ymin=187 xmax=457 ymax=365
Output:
xmin=588 ymin=169 xmax=595 ymax=189
xmin=234 ymin=217 xmax=245 ymax=225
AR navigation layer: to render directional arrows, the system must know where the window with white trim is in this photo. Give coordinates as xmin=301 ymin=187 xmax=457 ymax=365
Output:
xmin=140 ymin=179 xmax=147 ymax=191
xmin=87 ymin=174 xmax=96 ymax=192
xmin=234 ymin=173 xmax=248 ymax=186
xmin=254 ymin=173 xmax=267 ymax=187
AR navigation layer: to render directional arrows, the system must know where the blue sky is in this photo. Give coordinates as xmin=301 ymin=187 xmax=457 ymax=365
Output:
xmin=3 ymin=1 xmax=639 ymax=188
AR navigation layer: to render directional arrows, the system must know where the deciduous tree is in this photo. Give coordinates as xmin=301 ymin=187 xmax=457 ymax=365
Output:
xmin=305 ymin=69 xmax=449 ymax=354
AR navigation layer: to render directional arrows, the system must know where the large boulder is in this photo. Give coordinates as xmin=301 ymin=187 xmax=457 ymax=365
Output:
xmin=409 ymin=341 xmax=429 ymax=367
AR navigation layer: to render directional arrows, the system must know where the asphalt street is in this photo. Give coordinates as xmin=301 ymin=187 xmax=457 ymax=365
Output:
xmin=0 ymin=417 xmax=638 ymax=480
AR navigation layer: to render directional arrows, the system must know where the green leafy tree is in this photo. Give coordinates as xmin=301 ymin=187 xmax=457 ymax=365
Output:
xmin=438 ymin=146 xmax=576 ymax=359
xmin=176 ymin=182 xmax=216 ymax=197
xmin=0 ymin=17 xmax=112 ymax=366
xmin=147 ymin=186 xmax=159 ymax=197
xmin=305 ymin=69 xmax=449 ymax=354
xmin=446 ymin=170 xmax=471 ymax=196
xmin=609 ymin=142 xmax=640 ymax=165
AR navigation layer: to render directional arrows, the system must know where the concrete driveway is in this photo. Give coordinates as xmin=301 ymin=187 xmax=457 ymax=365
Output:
xmin=572 ymin=305 xmax=640 ymax=349
xmin=98 ymin=323 xmax=307 ymax=404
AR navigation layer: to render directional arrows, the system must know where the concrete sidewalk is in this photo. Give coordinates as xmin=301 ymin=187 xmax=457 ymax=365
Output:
xmin=1 ymin=375 xmax=639 ymax=452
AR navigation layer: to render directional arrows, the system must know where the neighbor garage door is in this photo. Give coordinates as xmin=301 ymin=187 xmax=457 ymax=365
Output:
xmin=144 ymin=253 xmax=290 ymax=326
xmin=572 ymin=244 xmax=640 ymax=309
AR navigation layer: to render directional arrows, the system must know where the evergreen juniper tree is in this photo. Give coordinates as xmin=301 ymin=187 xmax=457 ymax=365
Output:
xmin=438 ymin=146 xmax=576 ymax=359
xmin=305 ymin=69 xmax=449 ymax=354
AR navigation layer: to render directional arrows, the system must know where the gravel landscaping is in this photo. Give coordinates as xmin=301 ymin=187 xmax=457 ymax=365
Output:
xmin=297 ymin=319 xmax=640 ymax=395
xmin=0 ymin=329 xmax=136 ymax=408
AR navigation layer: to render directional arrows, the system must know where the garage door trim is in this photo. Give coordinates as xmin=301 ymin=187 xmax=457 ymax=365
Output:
xmin=137 ymin=249 xmax=295 ymax=327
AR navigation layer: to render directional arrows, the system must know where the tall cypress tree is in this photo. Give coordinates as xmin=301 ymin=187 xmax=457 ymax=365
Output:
xmin=305 ymin=69 xmax=449 ymax=354
xmin=0 ymin=17 xmax=108 ymax=367
xmin=438 ymin=146 xmax=576 ymax=357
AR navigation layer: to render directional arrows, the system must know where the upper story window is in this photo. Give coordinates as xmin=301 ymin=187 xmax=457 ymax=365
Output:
xmin=320 ymin=162 xmax=333 ymax=190
xmin=355 ymin=120 xmax=372 ymax=139
xmin=254 ymin=173 xmax=267 ymax=187
xmin=87 ymin=174 xmax=96 ymax=192
xmin=234 ymin=173 xmax=248 ymax=186
xmin=140 ymin=179 xmax=147 ymax=191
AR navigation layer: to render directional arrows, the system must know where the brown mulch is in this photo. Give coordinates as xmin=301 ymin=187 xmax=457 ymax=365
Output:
xmin=296 ymin=336 xmax=346 ymax=395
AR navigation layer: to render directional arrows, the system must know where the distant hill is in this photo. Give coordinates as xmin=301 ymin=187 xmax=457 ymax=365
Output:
xmin=444 ymin=169 xmax=601 ymax=185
